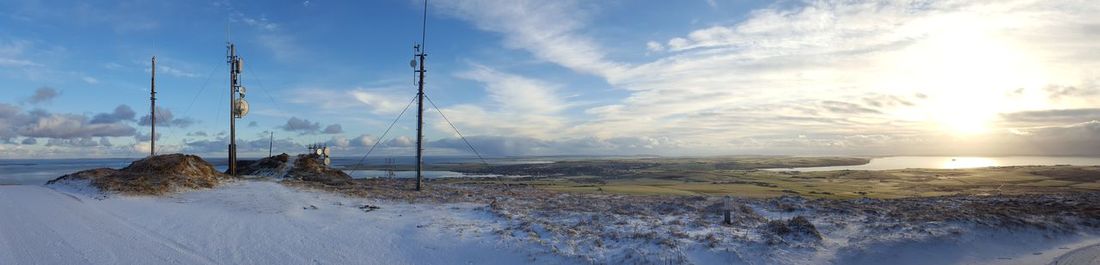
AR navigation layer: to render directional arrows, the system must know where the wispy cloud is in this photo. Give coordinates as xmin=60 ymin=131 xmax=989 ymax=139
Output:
xmin=433 ymin=0 xmax=626 ymax=77
xmin=436 ymin=0 xmax=1100 ymax=155
xmin=435 ymin=64 xmax=570 ymax=138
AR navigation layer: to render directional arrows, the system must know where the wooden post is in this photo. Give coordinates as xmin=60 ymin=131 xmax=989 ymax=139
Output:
xmin=723 ymin=195 xmax=733 ymax=225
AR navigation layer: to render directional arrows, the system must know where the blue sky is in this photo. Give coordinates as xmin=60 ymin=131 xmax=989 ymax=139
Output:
xmin=2 ymin=0 xmax=1099 ymax=158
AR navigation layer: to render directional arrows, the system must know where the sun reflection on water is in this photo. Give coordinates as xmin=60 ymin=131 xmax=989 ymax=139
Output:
xmin=940 ymin=157 xmax=999 ymax=169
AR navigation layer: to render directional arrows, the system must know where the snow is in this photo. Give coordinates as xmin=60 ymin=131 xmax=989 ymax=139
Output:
xmin=2 ymin=179 xmax=1098 ymax=265
xmin=0 ymin=180 xmax=573 ymax=265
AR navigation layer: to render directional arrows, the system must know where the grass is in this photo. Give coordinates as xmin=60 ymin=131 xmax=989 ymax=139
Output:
xmin=434 ymin=161 xmax=1100 ymax=199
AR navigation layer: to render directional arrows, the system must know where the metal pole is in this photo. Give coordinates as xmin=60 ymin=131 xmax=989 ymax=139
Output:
xmin=150 ymin=56 xmax=156 ymax=157
xmin=268 ymin=131 xmax=273 ymax=157
xmin=415 ymin=49 xmax=425 ymax=191
xmin=228 ymin=44 xmax=238 ymax=176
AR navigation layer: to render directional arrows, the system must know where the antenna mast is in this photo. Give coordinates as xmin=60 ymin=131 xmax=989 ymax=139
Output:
xmin=268 ymin=131 xmax=273 ymax=157
xmin=150 ymin=56 xmax=156 ymax=157
xmin=227 ymin=43 xmax=248 ymax=176
xmin=413 ymin=0 xmax=429 ymax=191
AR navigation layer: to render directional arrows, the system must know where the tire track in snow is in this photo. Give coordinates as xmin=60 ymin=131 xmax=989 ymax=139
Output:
xmin=56 ymin=188 xmax=222 ymax=265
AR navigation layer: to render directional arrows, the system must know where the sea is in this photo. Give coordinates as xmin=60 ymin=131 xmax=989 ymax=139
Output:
xmin=4 ymin=155 xmax=1100 ymax=185
xmin=765 ymin=156 xmax=1100 ymax=171
xmin=0 ymin=156 xmax=544 ymax=185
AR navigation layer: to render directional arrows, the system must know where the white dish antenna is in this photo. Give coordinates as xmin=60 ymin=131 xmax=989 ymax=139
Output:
xmin=234 ymin=99 xmax=249 ymax=118
xmin=323 ymin=157 xmax=331 ymax=166
xmin=322 ymin=147 xmax=331 ymax=156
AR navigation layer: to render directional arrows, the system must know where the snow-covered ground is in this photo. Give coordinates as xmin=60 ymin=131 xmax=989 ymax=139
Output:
xmin=0 ymin=180 xmax=574 ymax=265
xmin=2 ymin=179 xmax=1098 ymax=265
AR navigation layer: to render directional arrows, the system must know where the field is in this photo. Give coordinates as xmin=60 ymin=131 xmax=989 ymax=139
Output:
xmin=407 ymin=156 xmax=1100 ymax=199
xmin=290 ymin=156 xmax=1100 ymax=264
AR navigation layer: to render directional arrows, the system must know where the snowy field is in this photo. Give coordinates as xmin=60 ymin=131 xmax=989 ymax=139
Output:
xmin=0 ymin=180 xmax=574 ymax=265
xmin=1 ymin=179 xmax=1098 ymax=265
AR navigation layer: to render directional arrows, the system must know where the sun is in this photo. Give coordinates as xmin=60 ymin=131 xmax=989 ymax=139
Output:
xmin=874 ymin=20 xmax=1049 ymax=136
xmin=938 ymin=110 xmax=993 ymax=135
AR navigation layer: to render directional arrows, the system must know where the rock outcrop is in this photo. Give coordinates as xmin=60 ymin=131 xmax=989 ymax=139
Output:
xmin=48 ymin=154 xmax=228 ymax=195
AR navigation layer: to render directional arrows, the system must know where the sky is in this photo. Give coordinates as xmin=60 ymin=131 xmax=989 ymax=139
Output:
xmin=1 ymin=0 xmax=1099 ymax=159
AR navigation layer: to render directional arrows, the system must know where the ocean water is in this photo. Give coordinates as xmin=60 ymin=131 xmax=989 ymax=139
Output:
xmin=766 ymin=156 xmax=1100 ymax=171
xmin=0 ymin=156 xmax=514 ymax=185
xmin=0 ymin=158 xmax=136 ymax=185
xmin=8 ymin=156 xmax=1100 ymax=185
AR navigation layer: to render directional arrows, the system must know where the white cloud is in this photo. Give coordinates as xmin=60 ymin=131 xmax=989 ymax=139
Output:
xmin=433 ymin=0 xmax=626 ymax=77
xmin=437 ymin=0 xmax=1100 ymax=155
xmin=257 ymin=34 xmax=302 ymax=62
xmin=0 ymin=39 xmax=42 ymax=68
xmin=434 ymin=64 xmax=570 ymax=139
xmin=81 ymin=76 xmax=98 ymax=84
xmin=645 ymin=41 xmax=664 ymax=52
xmin=287 ymin=87 xmax=412 ymax=115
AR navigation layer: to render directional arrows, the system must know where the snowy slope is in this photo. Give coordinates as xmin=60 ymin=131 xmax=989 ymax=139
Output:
xmin=0 ymin=181 xmax=573 ymax=265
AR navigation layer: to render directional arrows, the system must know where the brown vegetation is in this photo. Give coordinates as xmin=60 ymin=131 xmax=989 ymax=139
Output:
xmin=237 ymin=153 xmax=291 ymax=177
xmin=286 ymin=154 xmax=352 ymax=185
xmin=48 ymin=154 xmax=228 ymax=195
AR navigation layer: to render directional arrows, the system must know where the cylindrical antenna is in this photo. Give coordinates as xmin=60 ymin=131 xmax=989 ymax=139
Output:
xmin=421 ymin=0 xmax=428 ymax=51
xmin=150 ymin=56 xmax=156 ymax=157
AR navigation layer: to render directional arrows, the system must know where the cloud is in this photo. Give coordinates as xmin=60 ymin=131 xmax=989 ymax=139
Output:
xmin=321 ymin=124 xmax=343 ymax=134
xmin=704 ymin=0 xmax=718 ymax=9
xmin=434 ymin=0 xmax=626 ymax=77
xmin=286 ymin=87 xmax=413 ymax=115
xmin=156 ymin=65 xmax=199 ymax=78
xmin=248 ymin=121 xmax=258 ymax=127
xmin=81 ymin=76 xmax=99 ymax=84
xmin=645 ymin=41 xmax=664 ymax=52
xmin=45 ymin=137 xmax=101 ymax=147
xmin=89 ymin=105 xmax=136 ymax=124
xmin=279 ymin=117 xmax=320 ymax=134
xmin=18 ymin=112 xmax=136 ymax=139
xmin=0 ymin=38 xmax=43 ymax=68
xmin=182 ymin=135 xmax=301 ymax=156
xmin=437 ymin=0 xmax=1100 ymax=155
xmin=434 ymin=64 xmax=569 ymax=138
xmin=328 ymin=135 xmax=350 ymax=147
xmin=220 ymin=6 xmax=301 ymax=62
xmin=27 ymin=87 xmax=59 ymax=104
xmin=137 ymin=107 xmax=195 ymax=128
xmin=351 ymin=134 xmax=376 ymax=147
xmin=1044 ymin=85 xmax=1098 ymax=101
xmin=133 ymin=131 xmax=161 ymax=142
xmin=237 ymin=14 xmax=278 ymax=31
xmin=383 ymin=136 xmax=414 ymax=148
xmin=1000 ymin=108 xmax=1100 ymax=127
xmin=257 ymin=33 xmax=302 ymax=62
xmin=20 ymin=138 xmax=36 ymax=145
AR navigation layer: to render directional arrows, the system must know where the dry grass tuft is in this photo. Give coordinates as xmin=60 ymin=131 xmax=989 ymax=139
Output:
xmin=48 ymin=154 xmax=228 ymax=195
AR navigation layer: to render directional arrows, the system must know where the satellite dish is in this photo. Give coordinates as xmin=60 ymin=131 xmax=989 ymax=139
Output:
xmin=322 ymin=147 xmax=331 ymax=156
xmin=410 ymin=59 xmax=417 ymax=68
xmin=315 ymin=148 xmax=322 ymax=155
xmin=234 ymin=99 xmax=249 ymax=118
xmin=323 ymin=157 xmax=331 ymax=166
xmin=238 ymin=86 xmax=247 ymax=95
